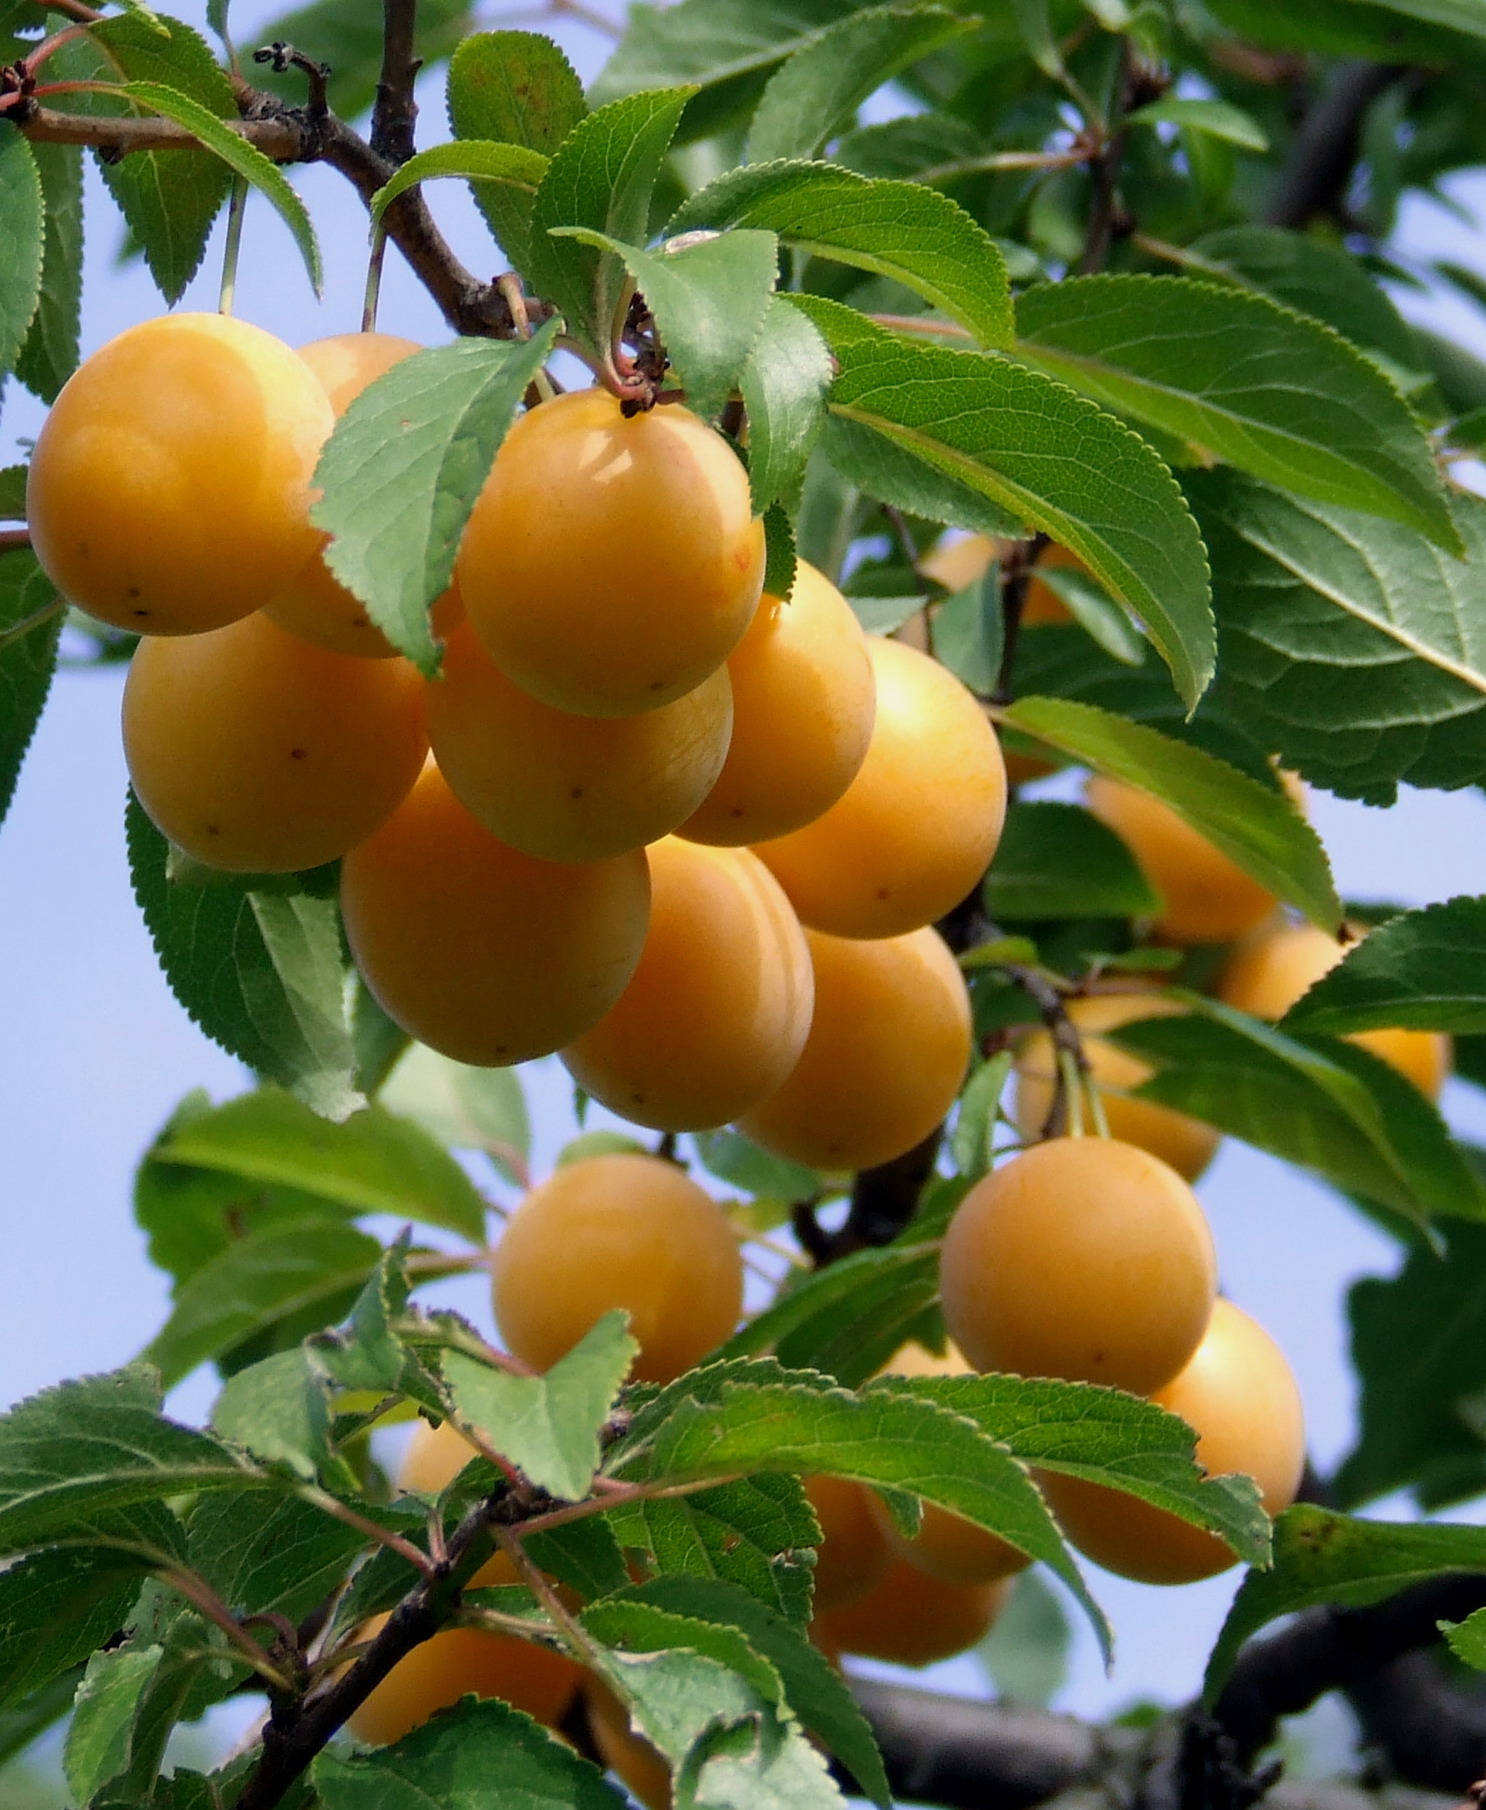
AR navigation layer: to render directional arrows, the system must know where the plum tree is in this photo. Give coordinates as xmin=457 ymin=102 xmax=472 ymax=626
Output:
xmin=677 ymin=559 xmax=876 ymax=845
xmin=753 ymin=636 xmax=1008 ymax=939
xmin=939 ymin=1137 xmax=1218 ymax=1393
xmin=1012 ymin=992 xmax=1222 ymax=1181
xmin=456 ymin=388 xmax=764 ymax=716
xmin=490 ymin=1152 xmax=743 ymax=1382
xmin=737 ymin=924 xmax=972 ymax=1170
xmin=122 ymin=610 xmax=428 ymax=872
xmin=1039 ymin=1299 xmax=1306 ymax=1584
xmin=26 ymin=313 xmax=333 ymax=635
xmin=427 ymin=621 xmax=734 ymax=862
xmin=561 ymin=837 xmax=813 ymax=1131
xmin=340 ymin=759 xmax=651 ymax=1064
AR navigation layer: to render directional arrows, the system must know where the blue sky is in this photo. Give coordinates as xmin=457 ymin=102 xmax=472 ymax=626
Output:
xmin=4 ymin=0 xmax=1486 ymax=1742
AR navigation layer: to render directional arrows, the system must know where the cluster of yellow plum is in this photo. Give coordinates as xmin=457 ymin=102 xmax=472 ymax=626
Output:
xmin=29 ymin=313 xmax=1009 ymax=1173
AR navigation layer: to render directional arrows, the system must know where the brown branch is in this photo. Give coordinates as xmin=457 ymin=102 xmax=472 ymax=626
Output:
xmin=1265 ymin=62 xmax=1407 ymax=230
xmin=371 ymin=0 xmax=421 ymax=165
xmin=993 ymin=533 xmax=1051 ymax=707
xmin=12 ymin=102 xmax=300 ymax=156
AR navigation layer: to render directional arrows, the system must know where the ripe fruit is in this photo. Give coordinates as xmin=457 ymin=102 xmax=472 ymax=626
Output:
xmin=347 ymin=1555 xmax=580 ymax=1744
xmin=754 ymin=637 xmax=1007 ymax=940
xmin=678 ymin=560 xmax=876 ymax=845
xmin=341 ymin=760 xmax=651 ymax=1065
xmin=27 ymin=313 xmax=334 ymax=637
xmin=805 ymin=1474 xmax=893 ymax=1612
xmin=491 ymin=1154 xmax=743 ymax=1383
xmin=585 ymin=1678 xmax=672 ymax=1810
xmin=398 ymin=1418 xmax=480 ymax=1495
xmin=456 ymin=388 xmax=764 ymax=716
xmin=562 ymin=840 xmax=813 ymax=1132
xmin=871 ymin=1343 xmax=1030 ymax=1584
xmin=1085 ymin=776 xmax=1279 ymax=945
xmin=939 ymin=1137 xmax=1217 ymax=1395
xmin=812 ymin=1555 xmax=1010 ymax=1667
xmin=1218 ymin=920 xmax=1451 ymax=1099
xmin=1039 ymin=1299 xmax=1305 ymax=1584
xmin=427 ymin=622 xmax=733 ymax=862
xmin=738 ymin=925 xmax=972 ymax=1172
xmin=123 ymin=611 xmax=427 ymax=872
xmin=266 ymin=332 xmax=460 ymax=659
xmin=1012 ymin=992 xmax=1221 ymax=1183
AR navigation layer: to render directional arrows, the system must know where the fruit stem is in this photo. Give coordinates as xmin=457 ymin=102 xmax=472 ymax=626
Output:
xmin=218 ymin=175 xmax=248 ymax=316
xmin=1057 ymin=1047 xmax=1086 ymax=1137
xmin=361 ymin=223 xmax=388 ymax=333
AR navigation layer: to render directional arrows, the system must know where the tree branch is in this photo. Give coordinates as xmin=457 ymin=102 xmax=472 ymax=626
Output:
xmin=371 ymin=0 xmax=421 ymax=165
xmin=12 ymin=102 xmax=300 ymax=156
xmin=1265 ymin=62 xmax=1406 ymax=229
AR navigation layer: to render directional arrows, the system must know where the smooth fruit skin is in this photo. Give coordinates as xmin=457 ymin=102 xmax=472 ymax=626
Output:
xmin=585 ymin=1678 xmax=672 ymax=1810
xmin=341 ymin=760 xmax=651 ymax=1066
xmin=805 ymin=1474 xmax=893 ymax=1612
xmin=428 ymin=622 xmax=734 ymax=862
xmin=491 ymin=1153 xmax=743 ymax=1383
xmin=267 ymin=332 xmax=461 ymax=659
xmin=1039 ymin=1299 xmax=1305 ymax=1584
xmin=1219 ymin=919 xmax=1451 ymax=1099
xmin=28 ymin=313 xmax=333 ymax=636
xmin=1013 ymin=992 xmax=1222 ymax=1183
xmin=737 ymin=925 xmax=971 ymax=1172
xmin=457 ymin=388 xmax=765 ymax=716
xmin=562 ymin=839 xmax=813 ymax=1132
xmin=753 ymin=637 xmax=1007 ymax=940
xmin=1086 ymin=776 xmax=1278 ymax=945
xmin=813 ymin=1555 xmax=1010 ymax=1667
xmin=870 ymin=1342 xmax=1030 ymax=1585
xmin=398 ymin=1418 xmax=479 ymax=1494
xmin=678 ymin=560 xmax=876 ymax=845
xmin=347 ymin=1556 xmax=579 ymax=1744
xmin=123 ymin=611 xmax=428 ymax=873
xmin=939 ymin=1137 xmax=1218 ymax=1395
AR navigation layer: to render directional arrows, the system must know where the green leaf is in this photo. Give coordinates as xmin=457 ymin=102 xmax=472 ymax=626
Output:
xmin=606 ymin=1473 xmax=818 ymax=1625
xmin=0 ymin=551 xmax=61 ymax=833
xmin=601 ymin=1575 xmax=891 ymax=1808
xmin=951 ymin=1052 xmax=1012 ymax=1183
xmin=1188 ymin=226 xmax=1419 ymax=373
xmin=448 ymin=30 xmax=585 ymax=267
xmin=1334 ymin=1223 xmax=1486 ymax=1509
xmin=53 ymin=15 xmax=235 ymax=304
xmin=1126 ymin=96 xmax=1267 ymax=150
xmin=998 ymin=698 xmax=1340 ymax=928
xmin=120 ymin=80 xmax=322 ymax=295
xmin=212 ymin=1346 xmax=341 ymax=1480
xmin=691 ymin=1128 xmax=824 ymax=1201
xmin=934 ymin=571 xmax=1003 ymax=694
xmin=871 ymin=1371 xmax=1269 ymax=1563
xmin=983 ymin=800 xmax=1162 ymax=920
xmin=715 ymin=1244 xmax=940 ymax=1386
xmin=0 ymin=133 xmax=44 ymax=379
xmin=0 ymin=1547 xmax=156 ymax=1713
xmin=15 ymin=142 xmax=83 ymax=403
xmin=792 ymin=296 xmax=1215 ymax=706
xmin=378 ymin=1041 xmax=530 ymax=1186
xmin=147 ymin=1086 xmax=489 ymax=1242
xmin=524 ymin=1516 xmax=630 ymax=1601
xmin=368 ymin=139 xmax=549 ymax=231
xmin=977 ymin=1569 xmax=1071 ymax=1708
xmin=1280 ymin=897 xmax=1486 ymax=1036
xmin=251 ymin=0 xmax=475 ymax=119
xmin=668 ymin=161 xmax=1014 ymax=349
xmin=555 ymin=226 xmax=778 ymax=420
xmin=1443 ymin=1609 xmax=1486 ymax=1670
xmin=186 ymin=1489 xmax=364 ymax=1623
xmin=615 ymin=1373 xmax=1111 ymax=1658
xmin=525 ymin=88 xmax=695 ymax=361
xmin=314 ymin=1696 xmax=626 ymax=1809
xmin=143 ymin=1221 xmax=383 ymax=1388
xmin=762 ymin=501 xmax=798 ymax=600
xmin=66 ymin=1645 xmax=162 ymax=1807
xmin=1204 ymin=1506 xmax=1486 ymax=1704
xmin=744 ymin=5 xmax=974 ymax=164
xmin=1013 ymin=275 xmax=1460 ymax=553
xmin=1187 ymin=472 xmax=1486 ymax=805
xmin=444 ymin=1313 xmax=637 ymax=1501
xmin=125 ymin=796 xmax=364 ymax=1120
xmin=311 ymin=328 xmax=560 ymax=675
xmin=592 ymin=0 xmax=855 ymax=141
xmin=0 ymin=465 xmax=25 ymax=517
xmin=739 ymin=295 xmax=833 ymax=514
xmin=0 ymin=1369 xmax=270 ymax=1558
xmin=1118 ymin=1005 xmax=1486 ymax=1228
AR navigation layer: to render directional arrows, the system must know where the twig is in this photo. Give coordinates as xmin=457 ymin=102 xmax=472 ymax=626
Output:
xmin=1266 ymin=62 xmax=1407 ymax=230
xmin=294 ymin=1485 xmax=437 ymax=1580
xmin=161 ymin=1568 xmax=292 ymax=1693
xmin=992 ymin=533 xmax=1050 ymax=707
xmin=12 ymin=102 xmax=300 ymax=156
xmin=371 ymin=0 xmax=421 ymax=166
xmin=0 ymin=526 xmax=33 ymax=551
